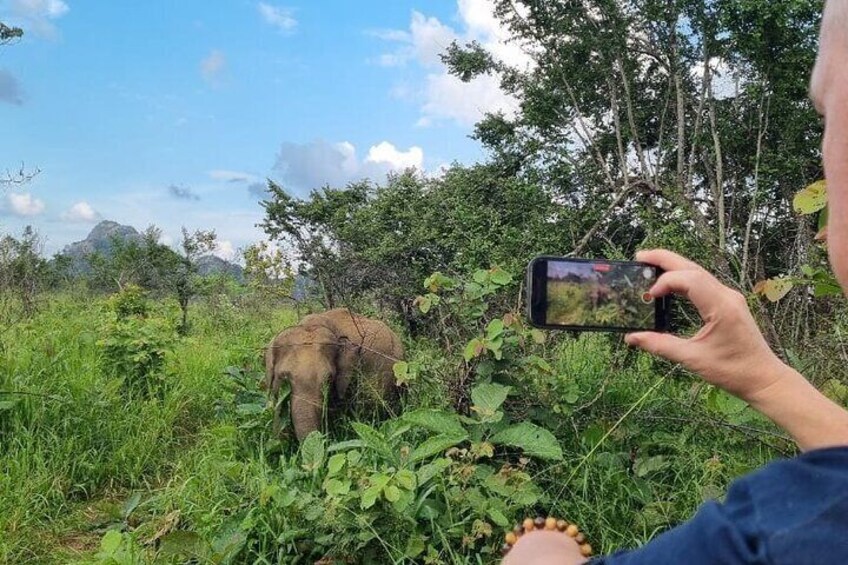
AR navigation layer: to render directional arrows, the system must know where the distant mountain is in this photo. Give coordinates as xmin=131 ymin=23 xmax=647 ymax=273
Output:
xmin=61 ymin=220 xmax=142 ymax=274
xmin=58 ymin=220 xmax=243 ymax=280
xmin=196 ymin=254 xmax=244 ymax=282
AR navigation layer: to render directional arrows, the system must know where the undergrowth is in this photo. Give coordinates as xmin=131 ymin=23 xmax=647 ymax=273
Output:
xmin=0 ymin=277 xmax=832 ymax=564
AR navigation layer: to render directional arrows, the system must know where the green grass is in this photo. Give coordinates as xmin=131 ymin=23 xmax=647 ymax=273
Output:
xmin=0 ymin=292 xmax=796 ymax=563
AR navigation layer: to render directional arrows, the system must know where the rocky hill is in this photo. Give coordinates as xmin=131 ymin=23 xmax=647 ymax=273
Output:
xmin=59 ymin=220 xmax=243 ymax=280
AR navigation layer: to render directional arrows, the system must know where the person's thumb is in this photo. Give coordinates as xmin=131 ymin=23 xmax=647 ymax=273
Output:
xmin=625 ymin=331 xmax=690 ymax=364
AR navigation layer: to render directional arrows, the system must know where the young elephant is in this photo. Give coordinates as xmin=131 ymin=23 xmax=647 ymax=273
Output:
xmin=264 ymin=308 xmax=404 ymax=441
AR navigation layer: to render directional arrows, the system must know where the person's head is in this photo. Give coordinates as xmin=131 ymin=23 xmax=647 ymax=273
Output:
xmin=810 ymin=0 xmax=848 ymax=291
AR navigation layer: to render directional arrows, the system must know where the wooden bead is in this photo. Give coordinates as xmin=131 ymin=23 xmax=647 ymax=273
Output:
xmin=580 ymin=543 xmax=593 ymax=557
xmin=523 ymin=518 xmax=535 ymax=532
xmin=566 ymin=524 xmax=579 ymax=537
xmin=534 ymin=516 xmax=546 ymax=529
xmin=505 ymin=532 xmax=518 ymax=545
xmin=544 ymin=516 xmax=557 ymax=530
xmin=513 ymin=524 xmax=524 ymax=536
xmin=501 ymin=543 xmax=512 ymax=556
xmin=575 ymin=532 xmax=586 ymax=544
xmin=556 ymin=519 xmax=568 ymax=531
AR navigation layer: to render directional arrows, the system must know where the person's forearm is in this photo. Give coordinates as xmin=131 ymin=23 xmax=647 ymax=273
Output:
xmin=747 ymin=363 xmax=848 ymax=451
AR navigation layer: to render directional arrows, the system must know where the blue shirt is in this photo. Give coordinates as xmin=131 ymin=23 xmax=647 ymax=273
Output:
xmin=593 ymin=447 xmax=848 ymax=564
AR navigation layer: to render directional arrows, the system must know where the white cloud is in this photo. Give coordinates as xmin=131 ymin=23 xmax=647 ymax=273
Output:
xmin=207 ymin=169 xmax=259 ymax=183
xmin=374 ymin=0 xmax=534 ymax=127
xmin=273 ymin=139 xmax=424 ymax=195
xmin=214 ymin=239 xmax=236 ymax=261
xmin=9 ymin=0 xmax=69 ymax=38
xmin=366 ymin=141 xmax=424 ymax=170
xmin=420 ymin=72 xmax=518 ymax=127
xmin=258 ymin=3 xmax=297 ymax=33
xmin=6 ymin=192 xmax=46 ymax=217
xmin=200 ymin=50 xmax=226 ymax=84
xmin=373 ymin=12 xmax=457 ymax=68
xmin=61 ymin=201 xmax=100 ymax=223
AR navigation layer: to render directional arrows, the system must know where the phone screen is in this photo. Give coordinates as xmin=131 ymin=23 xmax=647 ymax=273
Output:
xmin=527 ymin=257 xmax=669 ymax=332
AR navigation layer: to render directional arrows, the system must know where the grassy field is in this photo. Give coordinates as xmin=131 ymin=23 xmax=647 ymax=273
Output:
xmin=0 ymin=291 xmax=799 ymax=563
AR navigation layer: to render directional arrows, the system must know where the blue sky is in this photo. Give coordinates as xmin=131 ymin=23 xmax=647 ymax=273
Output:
xmin=1 ymin=0 xmax=524 ymax=257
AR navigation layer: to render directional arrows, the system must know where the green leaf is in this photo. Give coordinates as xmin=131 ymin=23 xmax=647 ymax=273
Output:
xmin=402 ymin=409 xmax=466 ymax=437
xmin=473 ymin=270 xmax=488 ymax=284
xmin=410 ymin=433 xmax=467 ymax=463
xmin=486 ymin=318 xmax=505 ymax=339
xmin=490 ymin=421 xmax=563 ymax=461
xmin=159 ymin=531 xmax=208 ymax=558
xmin=121 ymin=492 xmax=142 ymax=520
xmin=634 ymin=455 xmax=671 ymax=478
xmin=471 ymin=382 xmax=511 ymax=416
xmin=327 ymin=453 xmax=346 ymax=476
xmin=487 ymin=507 xmax=510 ymax=527
xmin=351 ymin=422 xmax=395 ymax=461
xmin=235 ymin=402 xmax=265 ymax=415
xmin=416 ymin=458 xmax=452 ymax=484
xmin=395 ymin=469 xmax=417 ymax=491
xmin=324 ymin=478 xmax=351 ymax=496
xmin=404 ymin=535 xmax=427 ymax=558
xmin=707 ymin=388 xmax=748 ymax=416
xmin=384 ymin=484 xmax=401 ymax=502
xmin=530 ymin=329 xmax=546 ymax=344
xmin=463 ymin=338 xmax=485 ymax=361
xmin=793 ymin=180 xmax=827 ymax=214
xmin=300 ymin=431 xmax=325 ymax=472
xmin=814 ymin=281 xmax=842 ymax=298
xmin=327 ymin=439 xmax=365 ymax=452
xmin=100 ymin=530 xmax=123 ymax=555
xmin=489 ymin=268 xmax=513 ymax=286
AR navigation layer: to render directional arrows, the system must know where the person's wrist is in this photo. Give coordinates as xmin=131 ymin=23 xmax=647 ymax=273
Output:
xmin=742 ymin=359 xmax=801 ymax=409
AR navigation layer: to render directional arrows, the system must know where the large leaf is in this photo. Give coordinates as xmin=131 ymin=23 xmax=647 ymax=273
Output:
xmin=300 ymin=431 xmax=325 ymax=472
xmin=793 ymin=180 xmax=827 ymax=214
xmin=490 ymin=421 xmax=563 ymax=461
xmin=159 ymin=531 xmax=208 ymax=558
xmin=402 ymin=409 xmax=466 ymax=437
xmin=410 ymin=433 xmax=467 ymax=463
xmin=351 ymin=422 xmax=395 ymax=461
xmin=471 ymin=382 xmax=511 ymax=417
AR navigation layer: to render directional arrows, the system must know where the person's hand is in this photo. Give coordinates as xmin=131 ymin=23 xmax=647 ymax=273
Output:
xmin=624 ymin=249 xmax=787 ymax=403
xmin=501 ymin=531 xmax=587 ymax=565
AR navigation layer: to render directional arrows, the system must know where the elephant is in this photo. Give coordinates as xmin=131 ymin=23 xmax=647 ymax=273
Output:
xmin=264 ymin=308 xmax=404 ymax=441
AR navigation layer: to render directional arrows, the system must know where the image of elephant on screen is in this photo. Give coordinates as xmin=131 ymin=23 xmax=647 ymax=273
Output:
xmin=264 ymin=308 xmax=405 ymax=441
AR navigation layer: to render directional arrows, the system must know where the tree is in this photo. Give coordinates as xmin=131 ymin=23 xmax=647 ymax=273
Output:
xmin=86 ymin=226 xmax=217 ymax=334
xmin=261 ymin=166 xmax=562 ymax=331
xmin=172 ymin=228 xmax=217 ymax=334
xmin=0 ymin=226 xmax=48 ymax=320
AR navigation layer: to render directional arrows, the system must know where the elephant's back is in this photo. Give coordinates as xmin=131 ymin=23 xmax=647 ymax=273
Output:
xmin=309 ymin=309 xmax=403 ymax=362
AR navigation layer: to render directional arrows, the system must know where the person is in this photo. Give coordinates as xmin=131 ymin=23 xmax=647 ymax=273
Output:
xmin=502 ymin=1 xmax=848 ymax=563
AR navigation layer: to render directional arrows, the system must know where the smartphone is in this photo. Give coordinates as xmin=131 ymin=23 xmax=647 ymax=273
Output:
xmin=526 ymin=256 xmax=671 ymax=332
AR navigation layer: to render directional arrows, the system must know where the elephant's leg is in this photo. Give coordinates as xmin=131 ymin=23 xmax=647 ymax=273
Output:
xmin=290 ymin=380 xmax=324 ymax=441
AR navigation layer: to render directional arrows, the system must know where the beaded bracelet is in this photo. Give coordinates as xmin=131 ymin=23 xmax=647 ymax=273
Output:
xmin=502 ymin=516 xmax=593 ymax=558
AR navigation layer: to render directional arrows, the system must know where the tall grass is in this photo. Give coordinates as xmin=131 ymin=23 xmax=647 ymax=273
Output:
xmin=0 ymin=292 xmax=797 ymax=563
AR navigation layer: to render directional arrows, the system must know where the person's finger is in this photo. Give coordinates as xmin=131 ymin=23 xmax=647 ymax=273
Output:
xmin=635 ymin=249 xmax=705 ymax=273
xmin=625 ymin=331 xmax=692 ymax=364
xmin=649 ymin=270 xmax=722 ymax=319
